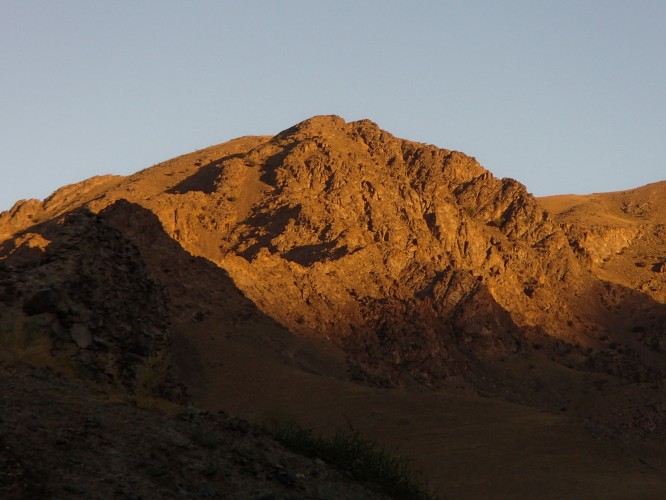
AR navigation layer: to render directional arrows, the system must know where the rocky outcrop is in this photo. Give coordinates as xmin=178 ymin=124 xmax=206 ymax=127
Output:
xmin=539 ymin=182 xmax=666 ymax=304
xmin=3 ymin=116 xmax=666 ymax=500
xmin=562 ymin=223 xmax=640 ymax=265
xmin=0 ymin=208 xmax=180 ymax=398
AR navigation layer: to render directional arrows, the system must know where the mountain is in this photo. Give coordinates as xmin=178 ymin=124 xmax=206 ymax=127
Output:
xmin=1 ymin=115 xmax=665 ymax=498
xmin=540 ymin=181 xmax=666 ymax=301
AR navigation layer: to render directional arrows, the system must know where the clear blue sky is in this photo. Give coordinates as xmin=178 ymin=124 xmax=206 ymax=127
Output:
xmin=1 ymin=1 xmax=665 ymax=211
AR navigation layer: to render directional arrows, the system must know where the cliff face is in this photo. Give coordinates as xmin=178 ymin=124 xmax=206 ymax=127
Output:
xmin=1 ymin=116 xmax=664 ymax=405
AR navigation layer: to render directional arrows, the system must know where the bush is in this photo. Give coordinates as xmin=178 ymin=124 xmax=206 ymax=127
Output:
xmin=130 ymin=350 xmax=182 ymax=416
xmin=267 ymin=419 xmax=438 ymax=500
xmin=0 ymin=319 xmax=74 ymax=375
xmin=134 ymin=350 xmax=171 ymax=397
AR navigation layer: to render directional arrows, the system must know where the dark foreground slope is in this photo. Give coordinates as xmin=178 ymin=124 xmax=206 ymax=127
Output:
xmin=0 ymin=365 xmax=390 ymax=499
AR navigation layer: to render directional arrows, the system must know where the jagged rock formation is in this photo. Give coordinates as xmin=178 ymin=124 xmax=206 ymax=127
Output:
xmin=0 ymin=208 xmax=182 ymax=397
xmin=540 ymin=182 xmax=666 ymax=381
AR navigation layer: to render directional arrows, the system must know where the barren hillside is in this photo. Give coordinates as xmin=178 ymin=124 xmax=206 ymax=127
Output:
xmin=540 ymin=182 xmax=666 ymax=301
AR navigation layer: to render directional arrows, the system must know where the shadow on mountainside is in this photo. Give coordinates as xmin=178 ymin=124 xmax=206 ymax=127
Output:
xmin=0 ymin=207 xmax=182 ymax=400
xmin=98 ymin=200 xmax=352 ymax=386
xmin=168 ymin=154 xmax=244 ymax=195
xmin=167 ymin=138 xmax=300 ymax=197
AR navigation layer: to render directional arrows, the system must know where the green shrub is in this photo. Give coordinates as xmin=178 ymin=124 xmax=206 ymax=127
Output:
xmin=267 ymin=419 xmax=438 ymax=500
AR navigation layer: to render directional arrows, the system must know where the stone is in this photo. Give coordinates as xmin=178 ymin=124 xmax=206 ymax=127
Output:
xmin=70 ymin=323 xmax=92 ymax=349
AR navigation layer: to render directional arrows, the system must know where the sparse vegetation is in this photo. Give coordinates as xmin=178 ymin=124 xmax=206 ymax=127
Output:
xmin=129 ymin=350 xmax=181 ymax=416
xmin=463 ymin=206 xmax=476 ymax=217
xmin=0 ymin=319 xmax=181 ymax=415
xmin=0 ymin=319 xmax=74 ymax=375
xmin=134 ymin=350 xmax=171 ymax=397
xmin=267 ymin=419 xmax=438 ymax=500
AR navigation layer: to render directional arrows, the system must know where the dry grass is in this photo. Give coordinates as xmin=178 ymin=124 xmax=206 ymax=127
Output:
xmin=132 ymin=350 xmax=182 ymax=416
xmin=0 ymin=320 xmax=181 ymax=417
xmin=134 ymin=350 xmax=171 ymax=397
xmin=0 ymin=319 xmax=75 ymax=375
xmin=102 ymin=349 xmax=183 ymax=417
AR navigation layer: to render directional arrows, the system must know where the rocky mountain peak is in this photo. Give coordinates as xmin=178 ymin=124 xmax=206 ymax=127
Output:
xmin=1 ymin=115 xmax=664 ymax=413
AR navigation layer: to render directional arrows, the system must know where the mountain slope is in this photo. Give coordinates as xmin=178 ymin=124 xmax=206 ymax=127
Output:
xmin=2 ymin=115 xmax=665 ymax=405
xmin=1 ymin=115 xmax=665 ymax=498
xmin=540 ymin=181 xmax=666 ymax=301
